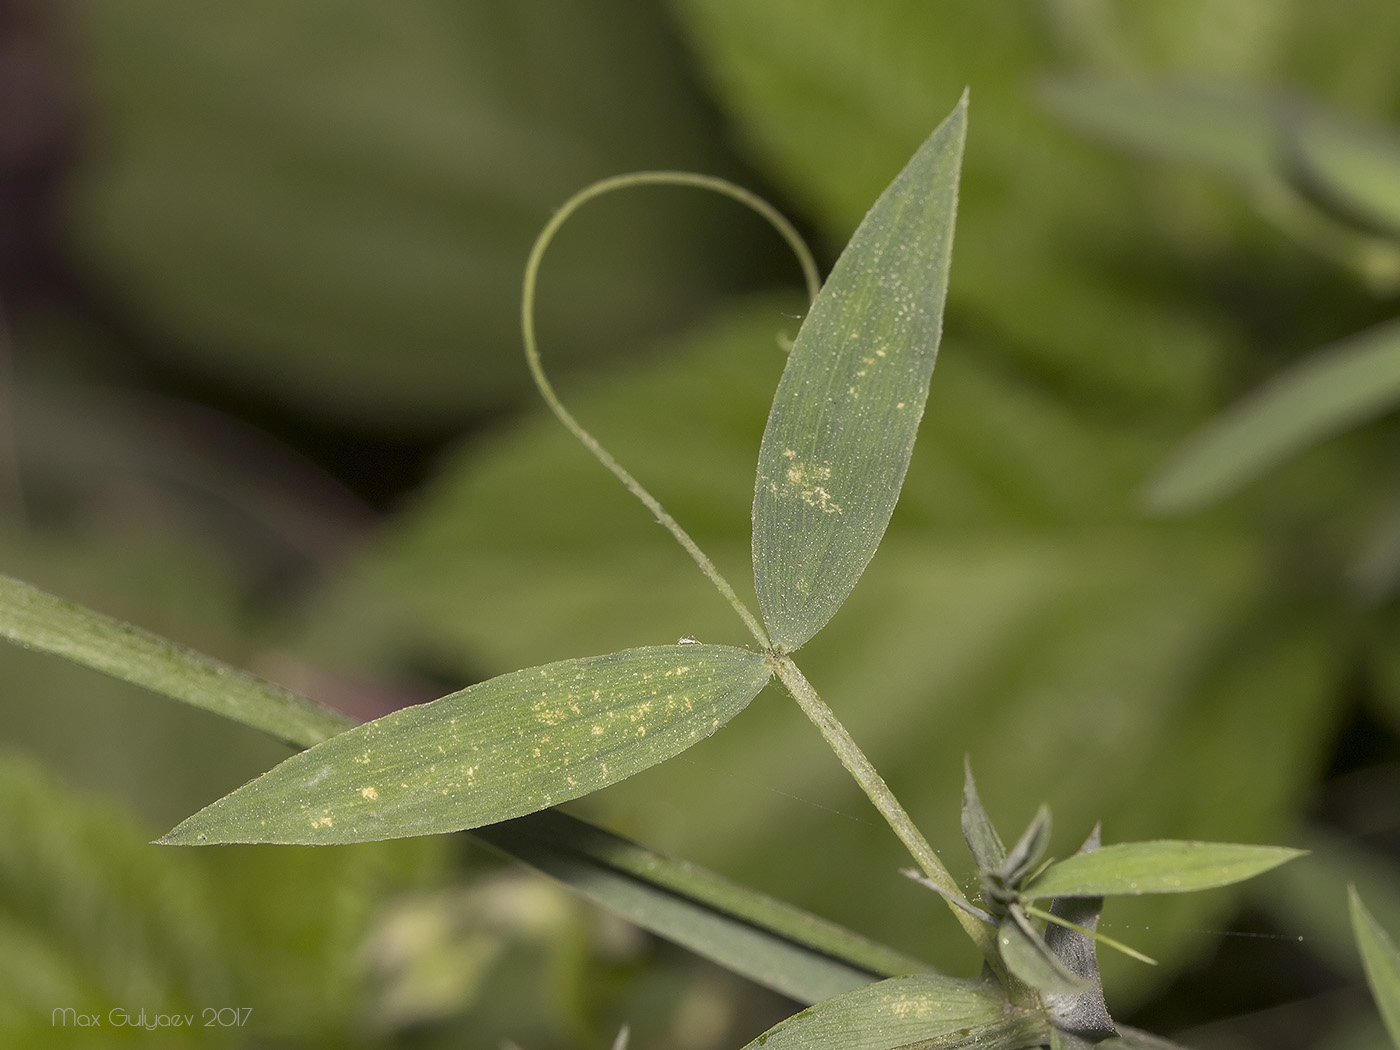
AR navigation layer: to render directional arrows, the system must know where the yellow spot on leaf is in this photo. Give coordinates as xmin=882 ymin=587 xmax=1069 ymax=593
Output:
xmin=360 ymin=786 xmax=379 ymax=800
xmin=784 ymin=460 xmax=842 ymax=514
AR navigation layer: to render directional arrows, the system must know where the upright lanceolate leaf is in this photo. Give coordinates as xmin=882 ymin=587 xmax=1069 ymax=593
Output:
xmin=1025 ymin=841 xmax=1305 ymax=899
xmin=737 ymin=974 xmax=1043 ymax=1050
xmin=1351 ymin=886 xmax=1400 ymax=1047
xmin=160 ymin=645 xmax=771 ymax=845
xmin=752 ymin=95 xmax=967 ymax=651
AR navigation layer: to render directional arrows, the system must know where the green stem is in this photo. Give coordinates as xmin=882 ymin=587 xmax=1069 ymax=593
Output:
xmin=521 ymin=172 xmax=821 ymax=651
xmin=770 ymin=654 xmax=1002 ymax=971
xmin=1021 ymin=902 xmax=1157 ymax=966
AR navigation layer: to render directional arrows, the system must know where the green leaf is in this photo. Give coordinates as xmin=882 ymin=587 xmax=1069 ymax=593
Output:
xmin=1144 ymin=318 xmax=1400 ymax=513
xmin=66 ymin=0 xmax=763 ymax=421
xmin=960 ymin=759 xmax=1006 ymax=874
xmin=1038 ymin=78 xmax=1279 ymax=185
xmin=475 ymin=809 xmax=931 ymax=1005
xmin=672 ymin=2 xmax=1231 ymax=410
xmin=736 ymin=974 xmax=1043 ymax=1050
xmin=1285 ymin=106 xmax=1400 ymax=240
xmin=1037 ymin=78 xmax=1400 ymax=291
xmin=0 ymin=573 xmax=352 ymax=749
xmin=1025 ymin=841 xmax=1305 ymax=900
xmin=0 ymin=751 xmax=225 ymax=1042
xmin=751 ymin=94 xmax=966 ymax=651
xmin=997 ymin=904 xmax=1091 ymax=996
xmin=160 ymin=644 xmax=772 ymax=845
xmin=1351 ymin=886 xmax=1400 ymax=1048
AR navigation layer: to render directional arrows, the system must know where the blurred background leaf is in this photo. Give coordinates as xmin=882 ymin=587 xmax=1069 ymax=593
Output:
xmin=57 ymin=0 xmax=791 ymax=424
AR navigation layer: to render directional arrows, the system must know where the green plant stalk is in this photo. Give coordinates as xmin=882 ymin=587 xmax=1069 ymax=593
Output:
xmin=1020 ymin=902 xmax=1156 ymax=966
xmin=770 ymin=654 xmax=1002 ymax=973
xmin=0 ymin=573 xmax=350 ymax=748
xmin=521 ymin=172 xmax=821 ymax=651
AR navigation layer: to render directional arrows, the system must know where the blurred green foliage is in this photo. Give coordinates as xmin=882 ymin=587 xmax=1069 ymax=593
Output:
xmin=4 ymin=0 xmax=1400 ymax=1047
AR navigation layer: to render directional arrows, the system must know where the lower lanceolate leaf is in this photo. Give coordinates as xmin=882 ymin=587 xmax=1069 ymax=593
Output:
xmin=738 ymin=974 xmax=1044 ymax=1050
xmin=159 ymin=645 xmax=771 ymax=845
xmin=1025 ymin=840 xmax=1305 ymax=899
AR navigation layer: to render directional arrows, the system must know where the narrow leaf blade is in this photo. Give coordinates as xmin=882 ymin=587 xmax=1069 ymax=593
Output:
xmin=737 ymin=974 xmax=1043 ymax=1050
xmin=160 ymin=645 xmax=771 ymax=845
xmin=1351 ymin=886 xmax=1400 ymax=1048
xmin=752 ymin=95 xmax=967 ymax=651
xmin=1000 ymin=804 xmax=1052 ymax=886
xmin=0 ymin=573 xmax=351 ymax=748
xmin=476 ymin=809 xmax=930 ymax=1005
xmin=1145 ymin=318 xmax=1400 ymax=513
xmin=1026 ymin=841 xmax=1305 ymax=899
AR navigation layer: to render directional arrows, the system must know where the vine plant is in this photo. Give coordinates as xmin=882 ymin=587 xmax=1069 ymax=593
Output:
xmin=0 ymin=94 xmax=1349 ymax=1048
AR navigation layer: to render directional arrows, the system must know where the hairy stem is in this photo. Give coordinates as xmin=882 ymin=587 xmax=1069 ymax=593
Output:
xmin=770 ymin=654 xmax=1002 ymax=971
xmin=521 ymin=172 xmax=821 ymax=651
